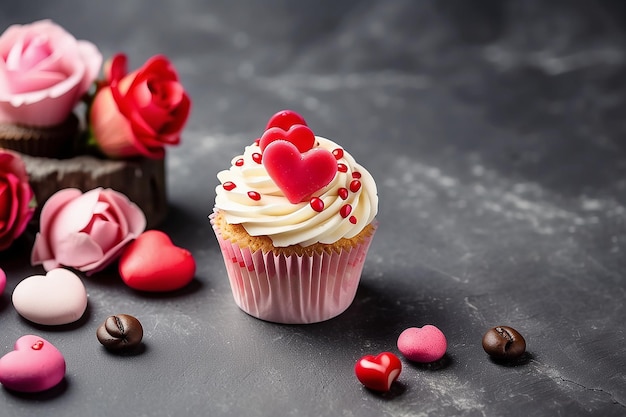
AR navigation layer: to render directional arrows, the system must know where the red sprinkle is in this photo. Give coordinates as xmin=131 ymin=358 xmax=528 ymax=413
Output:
xmin=223 ymin=181 xmax=237 ymax=191
xmin=310 ymin=197 xmax=324 ymax=212
xmin=338 ymin=163 xmax=348 ymax=173
xmin=340 ymin=204 xmax=352 ymax=218
xmin=349 ymin=180 xmax=362 ymax=193
xmin=254 ymin=138 xmax=261 ymax=146
xmin=352 ymin=172 xmax=362 ymax=179
xmin=332 ymin=148 xmax=344 ymax=160
xmin=247 ymin=191 xmax=261 ymax=201
xmin=338 ymin=187 xmax=349 ymax=200
xmin=31 ymin=340 xmax=44 ymax=350
xmin=235 ymin=158 xmax=244 ymax=167
xmin=252 ymin=153 xmax=262 ymax=164
xmin=349 ymin=216 xmax=357 ymax=224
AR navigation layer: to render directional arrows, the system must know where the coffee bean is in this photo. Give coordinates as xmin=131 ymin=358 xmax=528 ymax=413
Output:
xmin=482 ymin=326 xmax=526 ymax=360
xmin=96 ymin=314 xmax=143 ymax=350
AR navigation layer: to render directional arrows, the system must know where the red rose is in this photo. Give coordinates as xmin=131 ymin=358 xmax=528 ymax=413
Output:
xmin=89 ymin=53 xmax=191 ymax=159
xmin=0 ymin=149 xmax=35 ymax=250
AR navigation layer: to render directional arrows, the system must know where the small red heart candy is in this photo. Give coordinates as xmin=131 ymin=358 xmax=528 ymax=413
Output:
xmin=265 ymin=109 xmax=307 ymax=131
xmin=263 ymin=140 xmax=337 ymax=204
xmin=119 ymin=230 xmax=196 ymax=292
xmin=355 ymin=352 xmax=402 ymax=392
xmin=259 ymin=125 xmax=315 ymax=153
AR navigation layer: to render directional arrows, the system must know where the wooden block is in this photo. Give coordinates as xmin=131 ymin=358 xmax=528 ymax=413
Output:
xmin=20 ymin=153 xmax=167 ymax=229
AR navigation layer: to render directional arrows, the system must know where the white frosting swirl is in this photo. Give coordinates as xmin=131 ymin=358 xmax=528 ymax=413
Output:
xmin=214 ymin=136 xmax=378 ymax=247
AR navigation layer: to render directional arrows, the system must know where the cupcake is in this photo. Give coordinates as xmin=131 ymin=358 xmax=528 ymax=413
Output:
xmin=211 ymin=110 xmax=378 ymax=324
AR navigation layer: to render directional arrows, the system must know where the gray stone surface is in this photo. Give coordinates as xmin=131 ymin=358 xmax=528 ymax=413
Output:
xmin=1 ymin=1 xmax=625 ymax=416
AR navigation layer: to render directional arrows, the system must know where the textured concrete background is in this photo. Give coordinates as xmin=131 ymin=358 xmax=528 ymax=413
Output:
xmin=1 ymin=1 xmax=625 ymax=416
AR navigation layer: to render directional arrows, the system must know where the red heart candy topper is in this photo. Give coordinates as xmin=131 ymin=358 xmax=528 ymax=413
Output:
xmin=260 ymin=110 xmax=338 ymax=204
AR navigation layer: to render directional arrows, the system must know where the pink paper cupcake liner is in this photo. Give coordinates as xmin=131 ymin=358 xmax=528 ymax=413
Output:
xmin=210 ymin=213 xmax=376 ymax=324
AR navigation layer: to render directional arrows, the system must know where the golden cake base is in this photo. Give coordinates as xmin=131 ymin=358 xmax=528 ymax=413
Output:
xmin=20 ymin=153 xmax=167 ymax=229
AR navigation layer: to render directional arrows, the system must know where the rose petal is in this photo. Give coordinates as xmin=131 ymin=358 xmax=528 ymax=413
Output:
xmin=37 ymin=188 xmax=83 ymax=241
xmin=107 ymin=53 xmax=128 ymax=84
xmin=0 ymin=173 xmax=20 ymax=239
xmin=86 ymin=217 xmax=121 ymax=254
xmin=30 ymin=232 xmax=54 ymax=267
xmin=0 ymin=180 xmax=9 ymax=219
xmin=103 ymin=189 xmax=146 ymax=236
xmin=48 ymin=188 xmax=101 ymax=249
xmin=31 ymin=188 xmax=83 ymax=266
xmin=6 ymin=70 xmax=67 ymax=94
xmin=54 ymin=232 xmax=104 ymax=268
xmin=90 ymin=88 xmax=145 ymax=158
xmin=77 ymin=40 xmax=103 ymax=93
xmin=92 ymin=200 xmax=110 ymax=216
xmin=79 ymin=234 xmax=134 ymax=274
xmin=20 ymin=36 xmax=51 ymax=69
xmin=134 ymin=81 xmax=184 ymax=133
xmin=160 ymin=93 xmax=191 ymax=135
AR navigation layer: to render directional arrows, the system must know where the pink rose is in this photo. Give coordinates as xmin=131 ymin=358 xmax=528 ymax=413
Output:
xmin=0 ymin=149 xmax=35 ymax=250
xmin=89 ymin=53 xmax=191 ymax=159
xmin=31 ymin=187 xmax=146 ymax=274
xmin=0 ymin=19 xmax=102 ymax=126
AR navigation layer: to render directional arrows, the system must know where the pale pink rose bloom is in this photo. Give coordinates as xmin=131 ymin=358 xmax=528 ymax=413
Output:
xmin=31 ymin=188 xmax=146 ymax=275
xmin=0 ymin=19 xmax=102 ymax=126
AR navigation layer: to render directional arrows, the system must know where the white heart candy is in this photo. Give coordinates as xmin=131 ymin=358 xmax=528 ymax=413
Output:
xmin=12 ymin=268 xmax=88 ymax=325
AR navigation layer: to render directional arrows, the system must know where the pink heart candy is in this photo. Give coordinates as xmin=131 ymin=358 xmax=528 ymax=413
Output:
xmin=12 ymin=268 xmax=88 ymax=325
xmin=262 ymin=140 xmax=337 ymax=204
xmin=397 ymin=325 xmax=447 ymax=363
xmin=0 ymin=335 xmax=66 ymax=392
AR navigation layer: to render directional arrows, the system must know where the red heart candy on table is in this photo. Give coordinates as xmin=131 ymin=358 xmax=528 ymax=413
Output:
xmin=262 ymin=140 xmax=337 ymax=204
xmin=354 ymin=352 xmax=402 ymax=392
xmin=119 ymin=230 xmax=196 ymax=292
xmin=265 ymin=109 xmax=308 ymax=131
xmin=0 ymin=335 xmax=66 ymax=393
xmin=259 ymin=125 xmax=315 ymax=153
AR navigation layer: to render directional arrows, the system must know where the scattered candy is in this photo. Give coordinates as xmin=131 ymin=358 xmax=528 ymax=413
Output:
xmin=482 ymin=326 xmax=526 ymax=360
xmin=97 ymin=314 xmax=144 ymax=351
xmin=0 ymin=267 xmax=6 ymax=295
xmin=397 ymin=325 xmax=447 ymax=363
xmin=262 ymin=140 xmax=338 ymax=204
xmin=265 ymin=109 xmax=307 ymax=131
xmin=119 ymin=230 xmax=196 ymax=292
xmin=0 ymin=335 xmax=66 ymax=392
xmin=247 ymin=191 xmax=261 ymax=201
xmin=12 ymin=268 xmax=88 ymax=325
xmin=354 ymin=352 xmax=402 ymax=392
xmin=310 ymin=197 xmax=325 ymax=212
